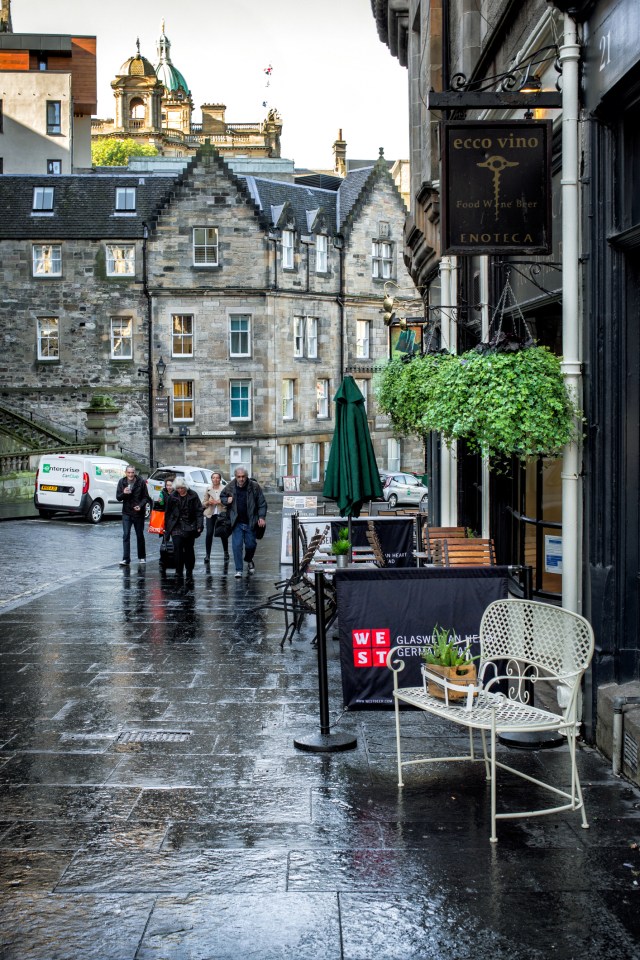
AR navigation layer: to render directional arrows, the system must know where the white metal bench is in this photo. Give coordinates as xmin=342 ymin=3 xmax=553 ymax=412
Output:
xmin=387 ymin=598 xmax=595 ymax=842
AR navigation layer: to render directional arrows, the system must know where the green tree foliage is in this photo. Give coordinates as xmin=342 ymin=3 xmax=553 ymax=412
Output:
xmin=91 ymin=139 xmax=159 ymax=167
xmin=374 ymin=346 xmax=581 ymax=464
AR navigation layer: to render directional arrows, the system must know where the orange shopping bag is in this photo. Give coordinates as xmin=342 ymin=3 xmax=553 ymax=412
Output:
xmin=148 ymin=508 xmax=165 ymax=535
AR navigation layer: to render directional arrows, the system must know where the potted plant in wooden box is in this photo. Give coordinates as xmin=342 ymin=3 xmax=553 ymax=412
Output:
xmin=421 ymin=625 xmax=478 ymax=704
xmin=331 ymin=527 xmax=351 ymax=568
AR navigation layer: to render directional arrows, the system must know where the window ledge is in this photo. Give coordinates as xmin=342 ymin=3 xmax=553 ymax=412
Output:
xmin=192 ymin=264 xmax=221 ymax=270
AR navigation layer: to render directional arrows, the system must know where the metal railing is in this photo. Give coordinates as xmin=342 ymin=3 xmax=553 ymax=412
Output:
xmin=0 ymin=443 xmax=101 ymax=475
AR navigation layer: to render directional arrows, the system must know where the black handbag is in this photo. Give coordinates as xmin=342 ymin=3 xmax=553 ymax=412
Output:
xmin=214 ymin=513 xmax=232 ymax=538
xmin=159 ymin=536 xmax=176 ymax=570
xmin=255 ymin=522 xmax=266 ymax=540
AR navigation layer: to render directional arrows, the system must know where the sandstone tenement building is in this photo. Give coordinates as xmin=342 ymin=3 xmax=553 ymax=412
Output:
xmin=0 ymin=145 xmax=422 ymax=488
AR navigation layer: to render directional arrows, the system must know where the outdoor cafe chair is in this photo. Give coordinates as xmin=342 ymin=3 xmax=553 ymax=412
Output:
xmin=250 ymin=524 xmax=331 ymax=647
xmin=415 ymin=526 xmax=469 ymax=565
xmin=432 ymin=536 xmax=496 ymax=566
xmin=387 ymin=598 xmax=595 ymax=842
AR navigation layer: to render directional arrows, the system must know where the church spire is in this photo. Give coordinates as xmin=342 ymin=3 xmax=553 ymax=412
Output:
xmin=157 ymin=19 xmax=171 ymax=63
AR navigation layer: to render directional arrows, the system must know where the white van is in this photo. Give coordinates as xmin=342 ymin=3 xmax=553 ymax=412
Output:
xmin=34 ymin=454 xmax=130 ymax=523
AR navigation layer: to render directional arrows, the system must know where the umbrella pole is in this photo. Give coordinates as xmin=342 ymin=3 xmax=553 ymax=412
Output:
xmin=293 ymin=571 xmax=357 ymax=753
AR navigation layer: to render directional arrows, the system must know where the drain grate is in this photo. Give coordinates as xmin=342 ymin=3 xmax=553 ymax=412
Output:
xmin=623 ymin=732 xmax=638 ymax=774
xmin=115 ymin=730 xmax=192 ymax=744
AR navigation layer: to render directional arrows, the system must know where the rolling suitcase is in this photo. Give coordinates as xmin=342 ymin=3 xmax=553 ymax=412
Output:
xmin=159 ymin=536 xmax=176 ymax=571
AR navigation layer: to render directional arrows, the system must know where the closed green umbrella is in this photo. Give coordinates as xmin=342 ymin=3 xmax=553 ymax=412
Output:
xmin=323 ymin=376 xmax=383 ymax=517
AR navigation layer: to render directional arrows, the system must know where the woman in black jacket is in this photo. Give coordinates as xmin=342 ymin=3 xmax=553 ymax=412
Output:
xmin=164 ymin=477 xmax=204 ymax=582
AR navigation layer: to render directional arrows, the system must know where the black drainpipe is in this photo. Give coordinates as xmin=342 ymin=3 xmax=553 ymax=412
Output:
xmin=142 ymin=223 xmax=154 ymax=470
xmin=442 ymin=0 xmax=450 ymax=93
xmin=336 ymin=234 xmax=345 ymax=378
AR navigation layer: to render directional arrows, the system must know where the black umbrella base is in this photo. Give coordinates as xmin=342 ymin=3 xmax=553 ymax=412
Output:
xmin=293 ymin=732 xmax=358 ymax=753
xmin=498 ymin=729 xmax=565 ymax=750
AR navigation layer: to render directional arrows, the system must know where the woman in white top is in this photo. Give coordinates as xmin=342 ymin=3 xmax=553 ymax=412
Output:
xmin=203 ymin=472 xmax=229 ymax=562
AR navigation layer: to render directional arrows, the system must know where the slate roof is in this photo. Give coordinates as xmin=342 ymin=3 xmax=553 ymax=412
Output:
xmin=337 ymin=166 xmax=375 ymax=229
xmin=0 ymin=175 xmax=176 ymax=240
xmin=0 ymin=154 xmax=399 ymax=243
xmin=240 ymin=176 xmax=338 ymax=236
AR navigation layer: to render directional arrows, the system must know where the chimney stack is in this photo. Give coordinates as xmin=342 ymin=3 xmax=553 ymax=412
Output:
xmin=333 ymin=128 xmax=347 ymax=178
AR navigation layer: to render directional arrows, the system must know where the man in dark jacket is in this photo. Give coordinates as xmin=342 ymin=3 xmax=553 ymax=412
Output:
xmin=164 ymin=477 xmax=204 ymax=583
xmin=221 ymin=467 xmax=267 ymax=577
xmin=116 ymin=465 xmax=151 ymax=566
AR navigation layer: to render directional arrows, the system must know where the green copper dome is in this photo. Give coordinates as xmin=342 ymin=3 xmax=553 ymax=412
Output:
xmin=155 ymin=23 xmax=190 ymax=98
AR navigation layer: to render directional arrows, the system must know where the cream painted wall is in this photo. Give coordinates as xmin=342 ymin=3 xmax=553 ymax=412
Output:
xmin=1 ymin=72 xmax=72 ymax=173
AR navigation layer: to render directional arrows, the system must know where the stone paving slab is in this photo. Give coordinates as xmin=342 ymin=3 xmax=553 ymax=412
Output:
xmin=0 ymin=893 xmax=155 ymax=960
xmin=136 ymin=892 xmax=342 ymax=960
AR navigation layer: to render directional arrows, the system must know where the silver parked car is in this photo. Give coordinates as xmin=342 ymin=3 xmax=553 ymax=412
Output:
xmin=146 ymin=465 xmax=225 ymax=504
xmin=380 ymin=471 xmax=428 ymax=508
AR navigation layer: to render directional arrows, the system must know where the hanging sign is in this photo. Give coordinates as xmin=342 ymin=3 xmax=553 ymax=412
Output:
xmin=154 ymin=396 xmax=169 ymax=419
xmin=442 ymin=120 xmax=552 ymax=254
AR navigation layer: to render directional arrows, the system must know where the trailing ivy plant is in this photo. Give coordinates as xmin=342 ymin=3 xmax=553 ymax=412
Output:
xmin=374 ymin=352 xmax=458 ymax=438
xmin=374 ymin=345 xmax=582 ymax=464
xmin=448 ymin=346 xmax=581 ymax=461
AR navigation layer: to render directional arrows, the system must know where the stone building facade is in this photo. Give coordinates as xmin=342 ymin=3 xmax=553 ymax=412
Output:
xmin=371 ymin=0 xmax=640 ymax=758
xmin=91 ymin=25 xmax=283 ymax=161
xmin=0 ymin=146 xmax=422 ymax=489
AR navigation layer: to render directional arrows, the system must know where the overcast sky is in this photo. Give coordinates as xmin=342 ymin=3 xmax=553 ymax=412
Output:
xmin=12 ymin=0 xmax=410 ymax=169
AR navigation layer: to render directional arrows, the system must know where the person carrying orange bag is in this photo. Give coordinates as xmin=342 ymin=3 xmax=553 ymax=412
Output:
xmin=148 ymin=475 xmax=174 ymax=535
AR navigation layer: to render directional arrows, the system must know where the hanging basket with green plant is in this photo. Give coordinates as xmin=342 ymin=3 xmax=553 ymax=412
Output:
xmin=441 ymin=343 xmax=580 ymax=461
xmin=374 ymin=275 xmax=582 ymax=465
xmin=374 ymin=350 xmax=458 ymax=438
xmin=444 ymin=275 xmax=582 ymax=460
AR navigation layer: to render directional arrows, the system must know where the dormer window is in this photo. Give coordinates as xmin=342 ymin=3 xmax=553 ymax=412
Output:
xmin=32 ymin=187 xmax=54 ymax=212
xmin=282 ymin=229 xmax=294 ymax=269
xmin=115 ymin=187 xmax=136 ymax=213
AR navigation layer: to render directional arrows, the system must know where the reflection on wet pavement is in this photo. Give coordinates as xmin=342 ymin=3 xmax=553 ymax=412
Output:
xmin=0 ymin=505 xmax=640 ymax=959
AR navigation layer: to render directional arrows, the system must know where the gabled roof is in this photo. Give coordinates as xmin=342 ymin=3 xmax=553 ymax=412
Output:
xmin=337 ymin=166 xmax=374 ymax=229
xmin=240 ymin=177 xmax=338 ymax=235
xmin=0 ymin=176 xmax=175 ymax=240
xmin=150 ymin=146 xmax=268 ymax=232
xmin=337 ymin=157 xmax=404 ymax=236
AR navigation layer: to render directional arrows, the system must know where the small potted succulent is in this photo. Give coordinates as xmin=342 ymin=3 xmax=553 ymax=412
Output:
xmin=421 ymin=625 xmax=478 ymax=701
xmin=331 ymin=526 xmax=351 ymax=568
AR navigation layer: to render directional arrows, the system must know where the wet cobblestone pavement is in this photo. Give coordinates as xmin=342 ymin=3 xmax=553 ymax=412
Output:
xmin=1 ymin=506 xmax=640 ymax=958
